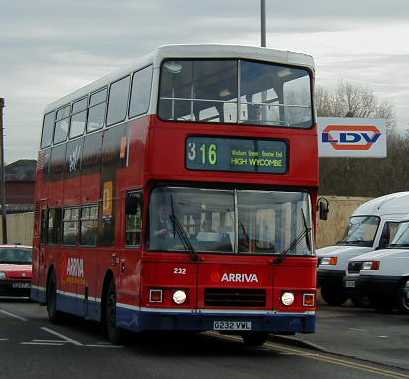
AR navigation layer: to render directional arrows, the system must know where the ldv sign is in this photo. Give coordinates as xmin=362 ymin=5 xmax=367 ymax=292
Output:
xmin=318 ymin=117 xmax=386 ymax=158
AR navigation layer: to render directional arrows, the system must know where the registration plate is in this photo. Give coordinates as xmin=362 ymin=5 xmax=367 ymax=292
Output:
xmin=12 ymin=282 xmax=30 ymax=289
xmin=213 ymin=321 xmax=252 ymax=331
xmin=345 ymin=280 xmax=355 ymax=288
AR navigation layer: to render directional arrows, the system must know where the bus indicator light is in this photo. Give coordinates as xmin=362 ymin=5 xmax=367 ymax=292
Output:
xmin=303 ymin=293 xmax=315 ymax=307
xmin=149 ymin=289 xmax=163 ymax=303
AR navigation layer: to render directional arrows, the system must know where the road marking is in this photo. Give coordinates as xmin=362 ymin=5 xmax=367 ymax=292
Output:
xmin=0 ymin=338 xmax=8 ymax=341
xmin=349 ymin=328 xmax=366 ymax=332
xmin=41 ymin=327 xmax=83 ymax=346
xmin=85 ymin=344 xmax=123 ymax=348
xmin=32 ymin=339 xmax=68 ymax=343
xmin=209 ymin=333 xmax=409 ymax=379
xmin=0 ymin=309 xmax=28 ymax=322
xmin=21 ymin=342 xmax=64 ymax=346
xmin=378 ymin=336 xmax=389 ymax=338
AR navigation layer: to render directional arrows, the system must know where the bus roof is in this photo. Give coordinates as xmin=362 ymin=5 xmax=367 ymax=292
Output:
xmin=44 ymin=44 xmax=315 ymax=114
xmin=352 ymin=192 xmax=409 ymax=217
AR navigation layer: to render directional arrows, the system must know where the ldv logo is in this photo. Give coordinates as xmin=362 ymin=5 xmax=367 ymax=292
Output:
xmin=322 ymin=125 xmax=381 ymax=151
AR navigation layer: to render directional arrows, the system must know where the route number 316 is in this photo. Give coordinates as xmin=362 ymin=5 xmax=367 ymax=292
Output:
xmin=188 ymin=142 xmax=217 ymax=165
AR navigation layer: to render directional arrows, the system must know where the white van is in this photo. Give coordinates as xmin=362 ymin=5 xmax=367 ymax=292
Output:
xmin=345 ymin=219 xmax=409 ymax=313
xmin=317 ymin=192 xmax=409 ymax=306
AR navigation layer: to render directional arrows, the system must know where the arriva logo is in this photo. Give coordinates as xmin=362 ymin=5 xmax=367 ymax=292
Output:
xmin=322 ymin=125 xmax=381 ymax=151
xmin=66 ymin=257 xmax=84 ymax=278
xmin=221 ymin=273 xmax=259 ymax=283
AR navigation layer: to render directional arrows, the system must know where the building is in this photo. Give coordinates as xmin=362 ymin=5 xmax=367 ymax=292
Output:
xmin=5 ymin=160 xmax=36 ymax=213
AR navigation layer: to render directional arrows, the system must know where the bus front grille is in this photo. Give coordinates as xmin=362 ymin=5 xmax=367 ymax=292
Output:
xmin=205 ymin=288 xmax=266 ymax=307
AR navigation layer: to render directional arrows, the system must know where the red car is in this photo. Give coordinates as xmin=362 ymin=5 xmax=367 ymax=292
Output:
xmin=0 ymin=245 xmax=32 ymax=298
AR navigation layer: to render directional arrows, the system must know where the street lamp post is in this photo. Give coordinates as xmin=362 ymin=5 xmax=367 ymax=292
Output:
xmin=0 ymin=98 xmax=7 ymax=244
xmin=260 ymin=0 xmax=266 ymax=47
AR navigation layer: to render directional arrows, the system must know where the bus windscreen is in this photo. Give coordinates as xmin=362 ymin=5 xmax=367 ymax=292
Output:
xmin=159 ymin=59 xmax=312 ymax=128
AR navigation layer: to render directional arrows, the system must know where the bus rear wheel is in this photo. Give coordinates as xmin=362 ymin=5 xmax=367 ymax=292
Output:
xmin=103 ymin=279 xmax=122 ymax=345
xmin=242 ymin=332 xmax=268 ymax=347
xmin=46 ymin=271 xmax=63 ymax=323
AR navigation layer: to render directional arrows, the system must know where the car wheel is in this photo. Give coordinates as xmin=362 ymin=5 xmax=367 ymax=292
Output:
xmin=398 ymin=279 xmax=409 ymax=314
xmin=46 ymin=271 xmax=63 ymax=323
xmin=320 ymin=285 xmax=348 ymax=306
xmin=242 ymin=332 xmax=268 ymax=347
xmin=103 ymin=279 xmax=122 ymax=345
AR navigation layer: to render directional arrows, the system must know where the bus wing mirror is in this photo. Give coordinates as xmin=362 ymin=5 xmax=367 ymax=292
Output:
xmin=318 ymin=197 xmax=329 ymax=221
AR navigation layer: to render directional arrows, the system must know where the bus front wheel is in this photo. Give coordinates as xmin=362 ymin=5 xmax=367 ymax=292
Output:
xmin=103 ymin=279 xmax=122 ymax=345
xmin=46 ymin=271 xmax=63 ymax=323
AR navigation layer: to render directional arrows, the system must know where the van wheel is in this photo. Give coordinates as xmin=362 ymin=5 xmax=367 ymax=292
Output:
xmin=369 ymin=296 xmax=393 ymax=313
xmin=350 ymin=295 xmax=371 ymax=308
xmin=103 ymin=279 xmax=122 ymax=345
xmin=320 ymin=285 xmax=348 ymax=306
xmin=46 ymin=271 xmax=63 ymax=323
xmin=242 ymin=333 xmax=268 ymax=347
xmin=398 ymin=279 xmax=409 ymax=314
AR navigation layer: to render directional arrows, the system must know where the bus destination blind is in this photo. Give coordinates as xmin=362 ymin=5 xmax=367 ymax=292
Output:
xmin=186 ymin=137 xmax=288 ymax=173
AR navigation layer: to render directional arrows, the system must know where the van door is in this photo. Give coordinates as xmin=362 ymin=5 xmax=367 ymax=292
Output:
xmin=377 ymin=221 xmax=400 ymax=249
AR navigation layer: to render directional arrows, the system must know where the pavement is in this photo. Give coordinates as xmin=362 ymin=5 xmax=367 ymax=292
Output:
xmin=272 ymin=300 xmax=409 ymax=371
xmin=1 ymin=300 xmax=408 ymax=379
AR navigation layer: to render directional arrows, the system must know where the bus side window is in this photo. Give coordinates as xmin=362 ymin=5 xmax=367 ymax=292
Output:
xmin=107 ymin=76 xmax=131 ymax=127
xmin=129 ymin=65 xmax=153 ymax=118
xmin=54 ymin=105 xmax=70 ymax=144
xmin=80 ymin=205 xmax=98 ymax=246
xmin=125 ymin=191 xmax=143 ymax=247
xmin=87 ymin=88 xmax=107 ymax=132
xmin=48 ymin=208 xmax=63 ymax=245
xmin=41 ymin=112 xmax=55 ymax=149
xmin=63 ymin=207 xmax=80 ymax=245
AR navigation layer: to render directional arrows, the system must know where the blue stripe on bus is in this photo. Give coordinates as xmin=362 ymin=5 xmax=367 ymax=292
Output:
xmin=116 ymin=306 xmax=316 ymax=334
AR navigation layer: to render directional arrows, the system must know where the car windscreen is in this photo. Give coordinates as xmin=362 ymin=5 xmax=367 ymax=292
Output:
xmin=338 ymin=216 xmax=380 ymax=247
xmin=0 ymin=248 xmax=32 ymax=264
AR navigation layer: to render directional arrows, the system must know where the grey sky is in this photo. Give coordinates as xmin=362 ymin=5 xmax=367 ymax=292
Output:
xmin=1 ymin=0 xmax=409 ymax=162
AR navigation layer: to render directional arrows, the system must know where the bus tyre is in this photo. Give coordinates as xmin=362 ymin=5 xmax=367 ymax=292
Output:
xmin=46 ymin=271 xmax=63 ymax=323
xmin=320 ymin=285 xmax=348 ymax=306
xmin=398 ymin=279 xmax=409 ymax=314
xmin=242 ymin=332 xmax=268 ymax=347
xmin=104 ymin=279 xmax=122 ymax=345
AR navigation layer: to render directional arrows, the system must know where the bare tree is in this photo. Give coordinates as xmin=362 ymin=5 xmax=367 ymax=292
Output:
xmin=316 ymin=81 xmax=395 ymax=129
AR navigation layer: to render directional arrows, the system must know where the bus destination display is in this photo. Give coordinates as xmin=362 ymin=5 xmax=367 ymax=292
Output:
xmin=186 ymin=137 xmax=287 ymax=173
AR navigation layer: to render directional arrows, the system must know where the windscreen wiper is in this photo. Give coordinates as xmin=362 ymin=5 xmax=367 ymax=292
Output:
xmin=275 ymin=209 xmax=312 ymax=264
xmin=169 ymin=215 xmax=199 ymax=261
xmin=169 ymin=194 xmax=199 ymax=262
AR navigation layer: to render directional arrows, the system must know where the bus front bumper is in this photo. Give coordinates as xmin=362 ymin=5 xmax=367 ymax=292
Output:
xmin=117 ymin=307 xmax=316 ymax=334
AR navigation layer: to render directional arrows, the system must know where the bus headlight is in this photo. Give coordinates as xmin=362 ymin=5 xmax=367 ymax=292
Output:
xmin=281 ymin=292 xmax=295 ymax=306
xmin=0 ymin=272 xmax=6 ymax=280
xmin=173 ymin=290 xmax=187 ymax=304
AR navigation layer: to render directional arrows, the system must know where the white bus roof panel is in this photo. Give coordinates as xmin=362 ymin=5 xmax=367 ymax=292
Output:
xmin=44 ymin=44 xmax=315 ymax=114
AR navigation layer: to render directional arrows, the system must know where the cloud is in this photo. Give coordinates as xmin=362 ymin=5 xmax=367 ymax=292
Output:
xmin=1 ymin=0 xmax=409 ymax=161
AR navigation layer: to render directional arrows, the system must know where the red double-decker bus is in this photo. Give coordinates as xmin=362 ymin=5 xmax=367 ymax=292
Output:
xmin=31 ymin=44 xmax=319 ymax=346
